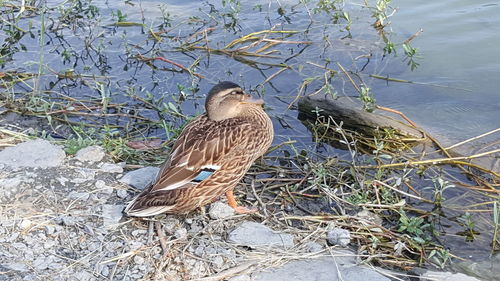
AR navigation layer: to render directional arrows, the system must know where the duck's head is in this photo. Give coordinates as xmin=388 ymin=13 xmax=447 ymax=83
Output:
xmin=205 ymin=81 xmax=264 ymax=121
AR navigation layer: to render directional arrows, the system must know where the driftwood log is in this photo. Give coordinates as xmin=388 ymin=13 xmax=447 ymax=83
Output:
xmin=298 ymin=94 xmax=424 ymax=139
xmin=298 ymin=94 xmax=499 ymax=176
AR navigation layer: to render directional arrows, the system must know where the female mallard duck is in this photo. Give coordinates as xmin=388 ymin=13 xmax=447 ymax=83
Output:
xmin=125 ymin=81 xmax=274 ymax=216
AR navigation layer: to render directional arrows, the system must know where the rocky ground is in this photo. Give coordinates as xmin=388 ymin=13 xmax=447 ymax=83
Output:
xmin=0 ymin=138 xmax=485 ymax=281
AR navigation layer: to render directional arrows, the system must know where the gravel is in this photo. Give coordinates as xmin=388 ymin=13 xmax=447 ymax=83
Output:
xmin=0 ymin=140 xmax=482 ymax=281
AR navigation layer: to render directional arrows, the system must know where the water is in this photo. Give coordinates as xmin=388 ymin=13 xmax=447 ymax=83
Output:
xmin=375 ymin=0 xmax=500 ymax=150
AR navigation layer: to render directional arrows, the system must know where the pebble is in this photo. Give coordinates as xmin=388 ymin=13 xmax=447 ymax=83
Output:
xmin=228 ymin=221 xmax=294 ymax=249
xmin=356 ymin=209 xmax=383 ymax=226
xmin=61 ymin=216 xmax=77 ymax=226
xmin=75 ymin=145 xmax=105 ymax=162
xmin=101 ymin=265 xmax=110 ymax=277
xmin=119 ymin=166 xmax=159 ymax=190
xmin=133 ymin=255 xmax=145 ymax=265
xmin=33 ymin=256 xmax=50 ymax=270
xmin=100 ymin=163 xmax=124 ymax=173
xmin=116 ymin=189 xmax=129 ymax=199
xmin=45 ymin=225 xmax=56 ymax=235
xmin=174 ymin=228 xmax=188 ymax=240
xmin=304 ymin=241 xmax=324 ymax=253
xmin=162 ymin=218 xmax=181 ymax=234
xmin=327 ymin=227 xmax=351 ymax=247
xmin=67 ymin=191 xmax=90 ymax=201
xmin=4 ymin=262 xmax=29 ymax=272
xmin=208 ymin=202 xmax=235 ymax=219
xmin=20 ymin=219 xmax=32 ymax=229
xmin=102 ymin=204 xmax=125 ymax=228
xmin=211 ymin=255 xmax=225 ymax=269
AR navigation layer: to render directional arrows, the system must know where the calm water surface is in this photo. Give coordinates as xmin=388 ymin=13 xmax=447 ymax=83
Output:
xmin=378 ymin=0 xmax=500 ymax=148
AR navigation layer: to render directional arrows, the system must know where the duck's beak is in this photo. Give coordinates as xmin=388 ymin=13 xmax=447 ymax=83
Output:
xmin=240 ymin=94 xmax=264 ymax=105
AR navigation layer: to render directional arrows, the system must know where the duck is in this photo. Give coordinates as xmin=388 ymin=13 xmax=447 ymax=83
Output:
xmin=125 ymin=81 xmax=274 ymax=217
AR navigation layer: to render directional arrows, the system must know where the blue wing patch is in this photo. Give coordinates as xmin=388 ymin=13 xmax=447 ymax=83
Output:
xmin=192 ymin=168 xmax=216 ymax=183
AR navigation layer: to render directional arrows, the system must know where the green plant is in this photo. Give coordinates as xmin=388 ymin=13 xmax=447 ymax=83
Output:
xmin=457 ymin=212 xmax=478 ymax=241
xmin=112 ymin=9 xmax=127 ymax=22
xmin=371 ymin=0 xmax=393 ymax=28
xmin=398 ymin=211 xmax=431 ymax=244
xmin=403 ymin=42 xmax=420 ymax=71
xmin=359 ymin=86 xmax=376 ymax=112
xmin=428 ymin=249 xmax=450 ymax=269
xmin=424 ymin=177 xmax=455 ymax=208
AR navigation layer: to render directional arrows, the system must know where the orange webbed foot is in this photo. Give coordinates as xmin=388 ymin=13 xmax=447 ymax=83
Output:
xmin=225 ymin=190 xmax=258 ymax=214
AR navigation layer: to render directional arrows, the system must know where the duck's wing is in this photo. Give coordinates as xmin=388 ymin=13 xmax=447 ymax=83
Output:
xmin=149 ymin=117 xmax=252 ymax=193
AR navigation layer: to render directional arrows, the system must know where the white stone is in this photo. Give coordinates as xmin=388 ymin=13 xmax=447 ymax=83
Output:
xmin=116 ymin=189 xmax=129 ymax=199
xmin=208 ymin=202 xmax=235 ymax=219
xmin=102 ymin=204 xmax=124 ymax=228
xmin=75 ymin=145 xmax=105 ymax=162
xmin=19 ymin=219 xmax=32 ymax=229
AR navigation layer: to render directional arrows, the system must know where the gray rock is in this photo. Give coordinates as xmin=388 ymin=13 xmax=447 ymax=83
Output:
xmin=67 ymin=191 xmax=90 ymax=201
xmin=32 ymin=256 xmax=50 ymax=270
xmin=3 ymin=262 xmax=28 ymax=272
xmin=0 ymin=139 xmax=65 ymax=168
xmin=252 ymin=256 xmax=354 ymax=281
xmin=228 ymin=221 xmax=294 ymax=249
xmin=421 ymin=271 xmax=481 ymax=281
xmin=341 ymin=266 xmax=390 ymax=281
xmin=75 ymin=145 xmax=105 ymax=162
xmin=73 ymin=270 xmax=94 ymax=281
xmin=119 ymin=166 xmax=159 ymax=190
xmin=209 ymin=202 xmax=235 ymax=219
xmin=454 ymin=255 xmax=500 ymax=281
xmin=228 ymin=275 xmax=251 ymax=281
xmin=327 ymin=228 xmax=351 ymax=247
xmin=102 ymin=204 xmax=124 ymax=228
xmin=61 ymin=216 xmax=77 ymax=226
xmin=252 ymin=255 xmax=387 ymax=281
xmin=100 ymin=163 xmax=124 ymax=173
